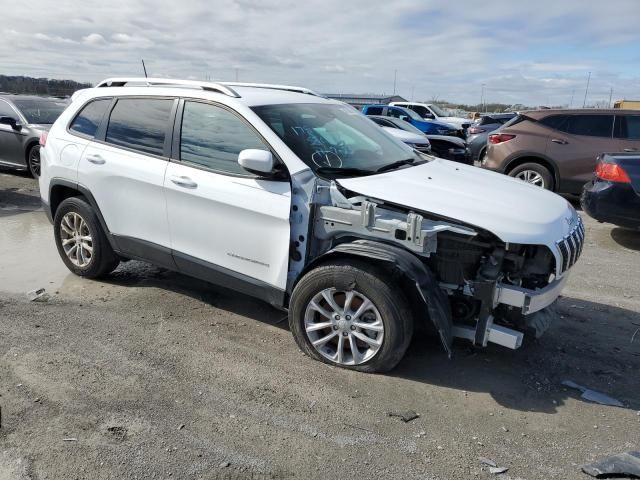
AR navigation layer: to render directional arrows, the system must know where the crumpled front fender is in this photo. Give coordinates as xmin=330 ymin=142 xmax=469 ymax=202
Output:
xmin=323 ymin=239 xmax=453 ymax=356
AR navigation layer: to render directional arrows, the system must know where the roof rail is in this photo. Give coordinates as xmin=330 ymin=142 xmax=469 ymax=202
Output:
xmin=220 ymin=82 xmax=323 ymax=97
xmin=95 ymin=78 xmax=241 ymax=98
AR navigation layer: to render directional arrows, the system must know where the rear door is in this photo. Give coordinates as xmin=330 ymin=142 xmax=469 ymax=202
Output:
xmin=544 ymin=114 xmax=617 ymax=192
xmin=164 ymin=99 xmax=291 ymax=294
xmin=77 ymin=97 xmax=176 ymax=262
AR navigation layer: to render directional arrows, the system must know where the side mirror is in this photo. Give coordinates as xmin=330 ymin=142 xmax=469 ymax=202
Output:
xmin=0 ymin=116 xmax=21 ymax=130
xmin=424 ymin=113 xmax=435 ymax=120
xmin=400 ymin=115 xmax=410 ymax=123
xmin=238 ymin=149 xmax=275 ymax=175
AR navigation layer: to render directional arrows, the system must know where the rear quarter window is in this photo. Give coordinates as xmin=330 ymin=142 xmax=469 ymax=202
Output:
xmin=365 ymin=106 xmax=383 ymax=115
xmin=538 ymin=114 xmax=570 ymax=132
xmin=69 ymin=98 xmax=112 ymax=138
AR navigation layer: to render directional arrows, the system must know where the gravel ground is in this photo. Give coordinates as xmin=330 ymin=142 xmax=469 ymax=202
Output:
xmin=1 ymin=168 xmax=639 ymax=480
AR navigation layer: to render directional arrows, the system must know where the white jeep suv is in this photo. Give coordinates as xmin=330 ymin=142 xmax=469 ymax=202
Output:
xmin=39 ymin=78 xmax=584 ymax=372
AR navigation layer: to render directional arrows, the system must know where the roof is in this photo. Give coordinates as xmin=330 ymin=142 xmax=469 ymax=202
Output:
xmin=84 ymin=77 xmax=339 ymax=107
xmin=523 ymin=108 xmax=640 ymax=118
xmin=0 ymin=94 xmax=65 ymax=102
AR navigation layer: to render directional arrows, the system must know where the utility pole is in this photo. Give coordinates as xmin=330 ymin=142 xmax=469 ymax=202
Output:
xmin=582 ymin=71 xmax=591 ymax=108
xmin=480 ymin=83 xmax=485 ymax=112
xmin=393 ymin=70 xmax=397 ymax=95
xmin=608 ymin=87 xmax=613 ymax=108
xmin=569 ymin=88 xmax=575 ymax=108
xmin=235 ymin=68 xmax=239 ymax=82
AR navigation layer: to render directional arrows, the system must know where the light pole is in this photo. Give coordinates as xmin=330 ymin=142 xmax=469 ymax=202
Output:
xmin=583 ymin=71 xmax=591 ymax=108
xmin=480 ymin=83 xmax=485 ymax=112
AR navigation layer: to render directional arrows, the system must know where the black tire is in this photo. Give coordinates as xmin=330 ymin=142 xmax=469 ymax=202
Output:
xmin=289 ymin=259 xmax=413 ymax=373
xmin=27 ymin=144 xmax=41 ymax=178
xmin=53 ymin=196 xmax=120 ymax=278
xmin=508 ymin=162 xmax=554 ymax=190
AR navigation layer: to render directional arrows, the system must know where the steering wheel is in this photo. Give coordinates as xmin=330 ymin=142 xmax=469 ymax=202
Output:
xmin=311 ymin=151 xmax=343 ymax=168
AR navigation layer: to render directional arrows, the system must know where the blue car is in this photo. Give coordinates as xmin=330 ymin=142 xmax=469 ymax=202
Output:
xmin=362 ymin=104 xmax=462 ymax=137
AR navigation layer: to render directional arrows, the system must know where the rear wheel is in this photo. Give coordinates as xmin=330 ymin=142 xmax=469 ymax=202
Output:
xmin=289 ymin=260 xmax=413 ymax=373
xmin=508 ymin=162 xmax=554 ymax=190
xmin=27 ymin=144 xmax=41 ymax=178
xmin=53 ymin=197 xmax=120 ymax=278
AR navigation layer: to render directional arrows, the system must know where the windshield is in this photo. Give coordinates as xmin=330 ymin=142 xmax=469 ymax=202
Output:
xmin=12 ymin=98 xmax=68 ymax=124
xmin=397 ymin=107 xmax=423 ymax=121
xmin=428 ymin=104 xmax=449 ymax=117
xmin=253 ymin=103 xmax=422 ymax=176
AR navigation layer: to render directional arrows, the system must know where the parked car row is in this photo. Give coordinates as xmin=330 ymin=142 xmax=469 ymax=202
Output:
xmin=0 ymin=95 xmax=68 ymax=177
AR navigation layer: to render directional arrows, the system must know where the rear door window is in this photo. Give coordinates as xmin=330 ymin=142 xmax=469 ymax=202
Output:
xmin=614 ymin=115 xmax=640 ymax=140
xmin=365 ymin=106 xmax=383 ymax=115
xmin=69 ymin=98 xmax=111 ymax=138
xmin=566 ymin=115 xmax=613 ymax=137
xmin=105 ymin=98 xmax=174 ymax=156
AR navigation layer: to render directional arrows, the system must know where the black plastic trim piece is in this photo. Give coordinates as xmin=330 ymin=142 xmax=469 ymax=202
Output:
xmin=112 ymin=235 xmax=177 ymax=271
xmin=173 ymin=250 xmax=286 ymax=307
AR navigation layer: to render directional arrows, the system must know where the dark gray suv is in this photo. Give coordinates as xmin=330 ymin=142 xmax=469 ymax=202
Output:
xmin=0 ymin=95 xmax=68 ymax=177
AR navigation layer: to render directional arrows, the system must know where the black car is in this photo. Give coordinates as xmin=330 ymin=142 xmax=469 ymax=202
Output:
xmin=582 ymin=153 xmax=640 ymax=229
xmin=0 ymin=95 xmax=68 ymax=177
xmin=367 ymin=115 xmax=471 ymax=165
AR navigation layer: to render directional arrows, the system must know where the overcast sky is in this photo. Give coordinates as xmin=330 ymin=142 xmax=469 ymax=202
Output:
xmin=1 ymin=0 xmax=639 ymax=106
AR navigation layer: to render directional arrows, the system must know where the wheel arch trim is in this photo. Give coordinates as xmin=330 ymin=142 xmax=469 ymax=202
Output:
xmin=48 ymin=179 xmax=118 ymax=251
xmin=298 ymin=239 xmax=453 ymax=356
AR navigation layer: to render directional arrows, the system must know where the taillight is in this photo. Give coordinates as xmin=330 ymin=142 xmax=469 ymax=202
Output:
xmin=595 ymin=162 xmax=631 ymax=183
xmin=468 ymin=127 xmax=485 ymax=134
xmin=488 ymin=133 xmax=516 ymax=144
xmin=39 ymin=131 xmax=48 ymax=146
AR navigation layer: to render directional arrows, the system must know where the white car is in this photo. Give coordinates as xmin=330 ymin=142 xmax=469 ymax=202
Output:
xmin=39 ymin=78 xmax=584 ymax=373
xmin=390 ymin=101 xmax=470 ymax=129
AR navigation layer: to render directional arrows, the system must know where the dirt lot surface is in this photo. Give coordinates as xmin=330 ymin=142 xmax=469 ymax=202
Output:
xmin=1 ymin=168 xmax=639 ymax=480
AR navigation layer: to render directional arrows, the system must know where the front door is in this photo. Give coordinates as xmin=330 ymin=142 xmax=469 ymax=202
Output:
xmin=164 ymin=100 xmax=291 ymax=295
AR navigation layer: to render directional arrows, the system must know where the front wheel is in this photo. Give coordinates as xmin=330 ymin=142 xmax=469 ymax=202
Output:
xmin=289 ymin=260 xmax=413 ymax=373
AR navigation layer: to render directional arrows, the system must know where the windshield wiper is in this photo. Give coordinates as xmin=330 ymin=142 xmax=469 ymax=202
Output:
xmin=315 ymin=167 xmax=376 ymax=177
xmin=375 ymin=158 xmax=416 ymax=173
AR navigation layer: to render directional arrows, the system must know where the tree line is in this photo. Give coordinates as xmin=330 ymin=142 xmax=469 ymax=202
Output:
xmin=0 ymin=75 xmax=92 ymax=97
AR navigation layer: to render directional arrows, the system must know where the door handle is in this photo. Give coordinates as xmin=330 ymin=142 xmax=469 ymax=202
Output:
xmin=551 ymin=138 xmax=568 ymax=145
xmin=87 ymin=154 xmax=106 ymax=165
xmin=169 ymin=175 xmax=198 ymax=189
xmin=624 ymin=148 xmax=638 ymax=152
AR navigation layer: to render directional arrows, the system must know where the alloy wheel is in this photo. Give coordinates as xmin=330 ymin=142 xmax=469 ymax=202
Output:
xmin=304 ymin=288 xmax=384 ymax=366
xmin=59 ymin=212 xmax=93 ymax=267
xmin=515 ymin=169 xmax=545 ymax=188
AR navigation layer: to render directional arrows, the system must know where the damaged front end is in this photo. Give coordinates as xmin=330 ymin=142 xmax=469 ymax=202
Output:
xmin=301 ymin=180 xmax=579 ymax=355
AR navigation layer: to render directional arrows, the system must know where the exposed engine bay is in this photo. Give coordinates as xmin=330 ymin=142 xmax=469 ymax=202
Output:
xmin=300 ymin=180 xmax=565 ymax=353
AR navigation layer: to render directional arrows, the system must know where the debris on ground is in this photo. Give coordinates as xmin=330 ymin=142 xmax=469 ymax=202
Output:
xmin=561 ymin=380 xmax=624 ymax=407
xmin=219 ymin=462 xmax=230 ymax=468
xmin=26 ymin=288 xmax=49 ymax=302
xmin=479 ymin=457 xmax=497 ymax=467
xmin=582 ymin=451 xmax=640 ymax=478
xmin=178 ymin=424 xmax=185 ymax=430
xmin=62 ymin=438 xmax=78 ymax=442
xmin=387 ymin=410 xmax=420 ymax=423
xmin=489 ymin=466 xmax=509 ymax=474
